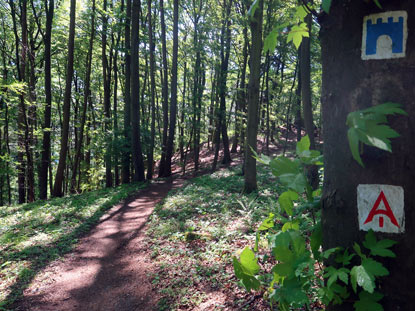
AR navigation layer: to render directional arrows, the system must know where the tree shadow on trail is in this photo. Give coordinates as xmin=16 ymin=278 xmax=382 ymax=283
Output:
xmin=4 ymin=183 xmax=147 ymax=310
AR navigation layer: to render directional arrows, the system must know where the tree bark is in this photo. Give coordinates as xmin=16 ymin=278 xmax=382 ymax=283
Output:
xmin=130 ymin=0 xmax=145 ymax=182
xmin=52 ymin=0 xmax=76 ymax=197
xmin=244 ymin=0 xmax=263 ymax=193
xmin=122 ymin=0 xmax=131 ymax=184
xmin=163 ymin=0 xmax=179 ymax=177
xmin=320 ymin=1 xmax=415 ymax=309
xmin=158 ymin=0 xmax=169 ymax=177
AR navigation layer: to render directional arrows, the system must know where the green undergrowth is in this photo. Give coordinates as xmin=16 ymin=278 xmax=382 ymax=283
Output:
xmin=0 ymin=182 xmax=146 ymax=310
xmin=147 ymin=165 xmax=281 ymax=310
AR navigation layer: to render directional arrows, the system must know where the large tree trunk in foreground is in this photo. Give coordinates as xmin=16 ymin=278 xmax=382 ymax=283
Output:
xmin=53 ymin=0 xmax=76 ymax=197
xmin=320 ymin=1 xmax=415 ymax=309
xmin=244 ymin=0 xmax=263 ymax=193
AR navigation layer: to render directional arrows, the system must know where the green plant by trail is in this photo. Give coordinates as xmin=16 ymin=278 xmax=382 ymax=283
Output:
xmin=233 ymin=136 xmax=397 ymax=310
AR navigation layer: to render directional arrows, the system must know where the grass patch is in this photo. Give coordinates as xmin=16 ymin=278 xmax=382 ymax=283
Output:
xmin=0 ymin=182 xmax=146 ymax=310
xmin=147 ymin=165 xmax=281 ymax=310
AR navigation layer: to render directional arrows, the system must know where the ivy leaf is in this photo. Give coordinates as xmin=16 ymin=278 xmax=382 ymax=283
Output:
xmin=322 ymin=0 xmax=332 ymax=13
xmin=354 ymin=291 xmax=384 ymax=311
xmin=351 ymin=265 xmax=375 ymax=293
xmin=362 ymin=230 xmax=397 ymax=258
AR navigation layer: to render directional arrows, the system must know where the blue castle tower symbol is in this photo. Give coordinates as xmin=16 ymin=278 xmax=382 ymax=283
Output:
xmin=362 ymin=11 xmax=407 ymax=60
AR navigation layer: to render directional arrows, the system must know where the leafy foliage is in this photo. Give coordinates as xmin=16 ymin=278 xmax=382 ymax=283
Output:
xmin=234 ymin=136 xmax=397 ymax=310
xmin=346 ymin=103 xmax=407 ymax=166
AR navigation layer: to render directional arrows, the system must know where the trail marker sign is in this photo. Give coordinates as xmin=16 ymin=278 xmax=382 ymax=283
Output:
xmin=357 ymin=184 xmax=405 ymax=233
xmin=361 ymin=11 xmax=407 ymax=60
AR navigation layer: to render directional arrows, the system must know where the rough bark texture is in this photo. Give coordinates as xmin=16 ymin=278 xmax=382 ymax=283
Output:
xmin=244 ymin=0 xmax=263 ymax=193
xmin=320 ymin=1 xmax=415 ymax=309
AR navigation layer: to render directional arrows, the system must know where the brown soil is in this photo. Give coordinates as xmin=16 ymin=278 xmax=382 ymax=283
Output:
xmin=14 ymin=135 xmax=302 ymax=311
xmin=17 ymin=178 xmax=185 ymax=311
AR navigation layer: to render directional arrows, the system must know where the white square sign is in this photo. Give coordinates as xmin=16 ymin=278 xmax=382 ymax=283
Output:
xmin=357 ymin=184 xmax=405 ymax=233
xmin=361 ymin=11 xmax=408 ymax=60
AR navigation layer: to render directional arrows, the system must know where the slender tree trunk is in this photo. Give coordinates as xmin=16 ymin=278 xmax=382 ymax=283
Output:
xmin=130 ymin=0 xmax=145 ymax=181
xmin=39 ymin=0 xmax=54 ymax=200
xmin=163 ymin=0 xmax=179 ymax=177
xmin=179 ymin=60 xmax=187 ymax=161
xmin=244 ymin=0 xmax=263 ymax=193
xmin=53 ymin=0 xmax=76 ymax=197
xmin=158 ymin=0 xmax=169 ymax=177
xmin=122 ymin=0 xmax=131 ymax=184
xmin=146 ymin=0 xmax=156 ymax=180
xmin=71 ymin=0 xmax=95 ymax=193
xmin=102 ymin=0 xmax=113 ymax=187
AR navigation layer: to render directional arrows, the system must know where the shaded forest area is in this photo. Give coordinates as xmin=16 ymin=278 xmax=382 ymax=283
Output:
xmin=0 ymin=0 xmax=321 ymax=205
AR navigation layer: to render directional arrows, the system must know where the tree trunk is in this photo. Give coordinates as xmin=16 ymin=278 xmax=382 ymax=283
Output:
xmin=122 ymin=0 xmax=131 ymax=184
xmin=158 ymin=0 xmax=169 ymax=177
xmin=320 ymin=2 xmax=415 ymax=309
xmin=163 ymin=0 xmax=179 ymax=177
xmin=71 ymin=0 xmax=95 ymax=193
xmin=53 ymin=0 xmax=76 ymax=197
xmin=130 ymin=0 xmax=145 ymax=182
xmin=244 ymin=0 xmax=263 ymax=193
xmin=39 ymin=0 xmax=54 ymax=200
xmin=146 ymin=0 xmax=156 ymax=180
xmin=102 ymin=0 xmax=113 ymax=187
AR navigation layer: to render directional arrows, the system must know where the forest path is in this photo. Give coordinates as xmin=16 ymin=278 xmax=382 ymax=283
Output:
xmin=17 ymin=177 xmax=187 ymax=311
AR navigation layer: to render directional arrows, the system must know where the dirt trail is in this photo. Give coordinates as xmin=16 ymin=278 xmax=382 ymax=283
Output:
xmin=17 ymin=178 xmax=185 ymax=311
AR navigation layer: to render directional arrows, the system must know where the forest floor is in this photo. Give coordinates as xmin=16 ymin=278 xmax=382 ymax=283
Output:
xmin=4 ymin=131 xmax=318 ymax=311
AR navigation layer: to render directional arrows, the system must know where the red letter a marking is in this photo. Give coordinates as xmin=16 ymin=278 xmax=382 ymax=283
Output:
xmin=364 ymin=191 xmax=400 ymax=228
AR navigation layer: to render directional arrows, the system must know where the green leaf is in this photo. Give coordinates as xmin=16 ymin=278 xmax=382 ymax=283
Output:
xmin=310 ymin=224 xmax=322 ymax=258
xmin=346 ymin=103 xmax=406 ymax=166
xmin=233 ymin=257 xmax=261 ymax=291
xmin=296 ymin=135 xmax=310 ymax=155
xmin=258 ymin=213 xmax=275 ymax=231
xmin=362 ymin=230 xmax=397 ymax=258
xmin=270 ymin=157 xmax=300 ymax=177
xmin=248 ymin=0 xmax=259 ymax=18
xmin=264 ymin=28 xmax=278 ymax=53
xmin=295 ymin=5 xmax=308 ymax=20
xmin=362 ymin=258 xmax=389 ymax=278
xmin=373 ymin=0 xmax=382 ymax=9
xmin=279 ymin=173 xmax=308 ymax=193
xmin=354 ymin=291 xmax=384 ymax=311
xmin=348 ymin=128 xmax=364 ymax=167
xmin=240 ymin=246 xmax=260 ymax=275
xmin=280 ymin=278 xmax=309 ymax=304
xmin=282 ymin=220 xmax=300 ymax=232
xmin=322 ymin=0 xmax=332 ymax=13
xmin=351 ymin=265 xmax=375 ymax=293
xmin=287 ymin=23 xmax=309 ymax=49
xmin=278 ymin=191 xmax=299 ymax=216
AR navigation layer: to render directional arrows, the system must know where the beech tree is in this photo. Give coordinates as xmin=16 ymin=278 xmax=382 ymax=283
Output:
xmin=320 ymin=1 xmax=414 ymax=309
